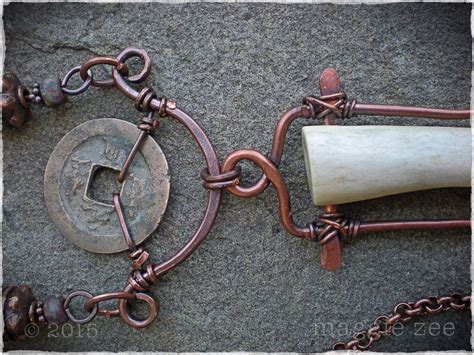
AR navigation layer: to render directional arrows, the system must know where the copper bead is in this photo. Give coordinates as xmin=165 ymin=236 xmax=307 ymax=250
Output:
xmin=1 ymin=73 xmax=31 ymax=127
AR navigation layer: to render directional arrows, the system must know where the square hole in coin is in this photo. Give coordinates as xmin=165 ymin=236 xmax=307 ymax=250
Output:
xmin=85 ymin=165 xmax=122 ymax=205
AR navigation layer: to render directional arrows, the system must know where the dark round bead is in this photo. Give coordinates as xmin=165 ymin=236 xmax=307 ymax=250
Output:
xmin=39 ymin=78 xmax=66 ymax=106
xmin=3 ymin=285 xmax=36 ymax=339
xmin=43 ymin=295 xmax=68 ymax=324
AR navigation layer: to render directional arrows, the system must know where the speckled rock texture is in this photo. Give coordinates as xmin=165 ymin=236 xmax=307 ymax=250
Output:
xmin=2 ymin=2 xmax=471 ymax=352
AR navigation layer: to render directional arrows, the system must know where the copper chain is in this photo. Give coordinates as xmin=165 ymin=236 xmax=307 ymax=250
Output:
xmin=332 ymin=293 xmax=471 ymax=351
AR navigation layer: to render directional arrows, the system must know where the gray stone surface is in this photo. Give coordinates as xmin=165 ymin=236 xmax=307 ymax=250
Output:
xmin=2 ymin=2 xmax=471 ymax=352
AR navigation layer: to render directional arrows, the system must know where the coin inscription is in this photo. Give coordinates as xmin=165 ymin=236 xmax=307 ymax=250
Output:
xmin=44 ymin=118 xmax=170 ymax=253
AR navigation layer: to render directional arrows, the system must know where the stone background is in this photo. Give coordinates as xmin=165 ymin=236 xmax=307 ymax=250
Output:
xmin=2 ymin=2 xmax=471 ymax=352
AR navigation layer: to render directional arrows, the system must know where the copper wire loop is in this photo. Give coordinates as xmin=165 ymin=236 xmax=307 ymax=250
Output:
xmin=63 ymin=291 xmax=98 ymax=324
xmin=118 ymin=284 xmax=159 ymax=329
xmin=79 ymin=57 xmax=129 ymax=87
xmin=115 ymin=47 xmax=152 ymax=84
xmin=17 ymin=85 xmax=31 ymax=108
xmin=61 ymin=66 xmax=94 ymax=96
xmin=200 ymin=166 xmax=241 ymax=190
xmin=221 ymin=149 xmax=314 ymax=238
xmin=84 ymin=291 xmax=137 ymax=318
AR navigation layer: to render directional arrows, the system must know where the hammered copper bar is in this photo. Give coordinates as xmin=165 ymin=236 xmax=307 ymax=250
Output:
xmin=44 ymin=118 xmax=170 ymax=253
xmin=318 ymin=68 xmax=342 ymax=271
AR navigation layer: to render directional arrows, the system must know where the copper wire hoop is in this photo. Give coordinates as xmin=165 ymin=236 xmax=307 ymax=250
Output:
xmin=79 ymin=57 xmax=129 ymax=87
xmin=111 ymin=48 xmax=222 ymax=327
xmin=115 ymin=47 xmax=152 ymax=84
xmin=84 ymin=291 xmax=136 ymax=318
xmin=63 ymin=290 xmax=98 ymax=324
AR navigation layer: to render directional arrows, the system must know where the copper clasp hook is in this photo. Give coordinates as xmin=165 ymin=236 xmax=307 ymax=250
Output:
xmin=118 ymin=285 xmax=159 ymax=329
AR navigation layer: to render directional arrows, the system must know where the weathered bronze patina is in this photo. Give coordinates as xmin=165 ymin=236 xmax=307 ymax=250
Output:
xmin=44 ymin=118 xmax=170 ymax=253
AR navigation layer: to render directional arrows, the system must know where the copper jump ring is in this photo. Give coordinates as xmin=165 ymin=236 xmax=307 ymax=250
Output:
xmin=118 ymin=285 xmax=159 ymax=329
xmin=63 ymin=290 xmax=98 ymax=324
xmin=61 ymin=66 xmax=94 ymax=96
xmin=84 ymin=291 xmax=137 ymax=318
xmin=79 ymin=57 xmax=129 ymax=87
xmin=115 ymin=47 xmax=152 ymax=84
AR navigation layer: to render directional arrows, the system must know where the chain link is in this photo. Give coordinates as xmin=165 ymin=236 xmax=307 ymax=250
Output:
xmin=60 ymin=47 xmax=152 ymax=97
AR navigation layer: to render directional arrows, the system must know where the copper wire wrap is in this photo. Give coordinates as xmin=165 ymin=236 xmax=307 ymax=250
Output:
xmin=200 ymin=166 xmax=241 ymax=190
xmin=309 ymin=213 xmax=361 ymax=245
xmin=302 ymin=92 xmax=358 ymax=120
xmin=135 ymin=87 xmax=157 ymax=112
xmin=136 ymin=112 xmax=158 ymax=134
xmin=109 ymin=47 xmax=224 ymax=328
xmin=134 ymin=87 xmax=170 ymax=118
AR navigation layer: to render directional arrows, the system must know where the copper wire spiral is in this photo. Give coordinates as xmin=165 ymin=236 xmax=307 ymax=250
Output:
xmin=127 ymin=264 xmax=158 ymax=292
xmin=200 ymin=166 xmax=242 ymax=190
xmin=302 ymin=92 xmax=357 ymax=120
xmin=310 ymin=213 xmax=361 ymax=245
